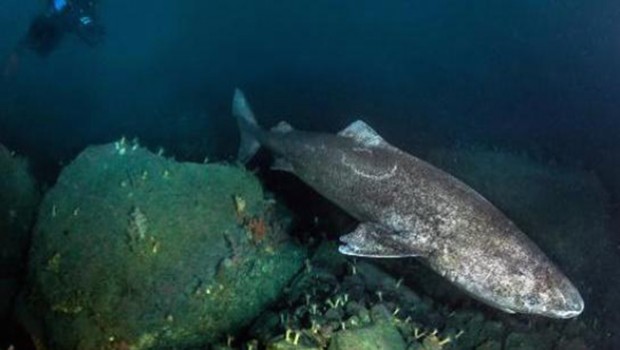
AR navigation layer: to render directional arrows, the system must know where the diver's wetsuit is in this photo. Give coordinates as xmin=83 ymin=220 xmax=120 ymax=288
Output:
xmin=24 ymin=0 xmax=104 ymax=56
xmin=2 ymin=0 xmax=103 ymax=76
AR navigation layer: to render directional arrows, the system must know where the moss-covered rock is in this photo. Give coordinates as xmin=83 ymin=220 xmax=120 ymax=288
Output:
xmin=328 ymin=320 xmax=406 ymax=350
xmin=24 ymin=142 xmax=306 ymax=349
xmin=0 ymin=145 xmax=39 ymax=321
xmin=0 ymin=145 xmax=39 ymax=277
xmin=267 ymin=339 xmax=321 ymax=350
xmin=504 ymin=331 xmax=555 ymax=350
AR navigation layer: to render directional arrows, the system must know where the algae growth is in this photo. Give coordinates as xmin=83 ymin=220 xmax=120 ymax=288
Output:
xmin=23 ymin=142 xmax=306 ymax=349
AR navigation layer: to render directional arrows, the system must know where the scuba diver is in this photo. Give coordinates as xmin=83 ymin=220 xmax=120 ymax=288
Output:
xmin=3 ymin=0 xmax=104 ymax=77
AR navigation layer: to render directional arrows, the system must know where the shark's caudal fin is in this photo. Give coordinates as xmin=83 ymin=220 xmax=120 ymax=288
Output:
xmin=233 ymin=89 xmax=261 ymax=163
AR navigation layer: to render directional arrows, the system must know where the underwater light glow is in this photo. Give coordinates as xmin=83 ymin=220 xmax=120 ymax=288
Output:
xmin=53 ymin=0 xmax=67 ymax=12
xmin=80 ymin=16 xmax=93 ymax=26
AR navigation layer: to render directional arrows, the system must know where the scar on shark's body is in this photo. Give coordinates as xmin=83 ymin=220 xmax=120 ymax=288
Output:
xmin=340 ymin=153 xmax=398 ymax=180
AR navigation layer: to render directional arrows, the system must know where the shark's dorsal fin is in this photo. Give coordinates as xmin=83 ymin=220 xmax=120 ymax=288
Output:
xmin=271 ymin=121 xmax=294 ymax=134
xmin=338 ymin=120 xmax=390 ymax=148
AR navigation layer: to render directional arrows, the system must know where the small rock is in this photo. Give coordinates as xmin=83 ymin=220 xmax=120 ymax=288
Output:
xmin=328 ymin=322 xmax=406 ymax=350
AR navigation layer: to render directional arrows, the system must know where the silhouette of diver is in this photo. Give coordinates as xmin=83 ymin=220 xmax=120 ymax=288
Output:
xmin=3 ymin=0 xmax=104 ymax=76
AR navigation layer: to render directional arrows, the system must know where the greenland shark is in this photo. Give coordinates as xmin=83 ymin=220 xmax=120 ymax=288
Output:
xmin=232 ymin=89 xmax=584 ymax=318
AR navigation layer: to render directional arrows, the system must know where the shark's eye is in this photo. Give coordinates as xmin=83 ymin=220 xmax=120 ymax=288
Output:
xmin=525 ymin=294 xmax=541 ymax=306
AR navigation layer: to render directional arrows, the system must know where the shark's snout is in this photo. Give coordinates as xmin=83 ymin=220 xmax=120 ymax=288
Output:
xmin=543 ymin=278 xmax=584 ymax=319
xmin=556 ymin=285 xmax=584 ymax=318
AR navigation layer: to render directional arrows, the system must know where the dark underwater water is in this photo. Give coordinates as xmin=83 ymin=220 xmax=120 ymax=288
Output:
xmin=1 ymin=0 xmax=619 ymax=349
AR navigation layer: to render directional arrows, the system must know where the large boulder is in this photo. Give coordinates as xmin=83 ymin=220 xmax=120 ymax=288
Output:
xmin=0 ymin=145 xmax=39 ymax=320
xmin=24 ymin=141 xmax=306 ymax=349
xmin=0 ymin=145 xmax=39 ymax=276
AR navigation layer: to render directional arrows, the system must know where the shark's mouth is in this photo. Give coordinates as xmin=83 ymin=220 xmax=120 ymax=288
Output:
xmin=338 ymin=243 xmax=358 ymax=256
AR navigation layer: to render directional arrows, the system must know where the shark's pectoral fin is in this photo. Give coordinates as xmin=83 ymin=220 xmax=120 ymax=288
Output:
xmin=338 ymin=222 xmax=424 ymax=258
xmin=338 ymin=120 xmax=394 ymax=150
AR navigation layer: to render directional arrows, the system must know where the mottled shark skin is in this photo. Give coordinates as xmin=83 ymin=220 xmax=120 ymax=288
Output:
xmin=232 ymin=89 xmax=584 ymax=318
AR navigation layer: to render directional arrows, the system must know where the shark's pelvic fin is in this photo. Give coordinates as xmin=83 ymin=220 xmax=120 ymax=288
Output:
xmin=338 ymin=222 xmax=423 ymax=258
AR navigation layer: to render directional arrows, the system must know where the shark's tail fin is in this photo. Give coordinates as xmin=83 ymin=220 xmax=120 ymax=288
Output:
xmin=233 ymin=88 xmax=261 ymax=163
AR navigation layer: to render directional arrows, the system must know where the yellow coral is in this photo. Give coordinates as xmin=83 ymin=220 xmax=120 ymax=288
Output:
xmin=233 ymin=195 xmax=246 ymax=215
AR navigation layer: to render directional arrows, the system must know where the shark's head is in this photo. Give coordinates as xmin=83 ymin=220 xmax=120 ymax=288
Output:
xmin=444 ymin=251 xmax=584 ymax=319
xmin=527 ymin=274 xmax=584 ymax=318
xmin=503 ymin=265 xmax=584 ymax=319
xmin=553 ymin=284 xmax=585 ymax=318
